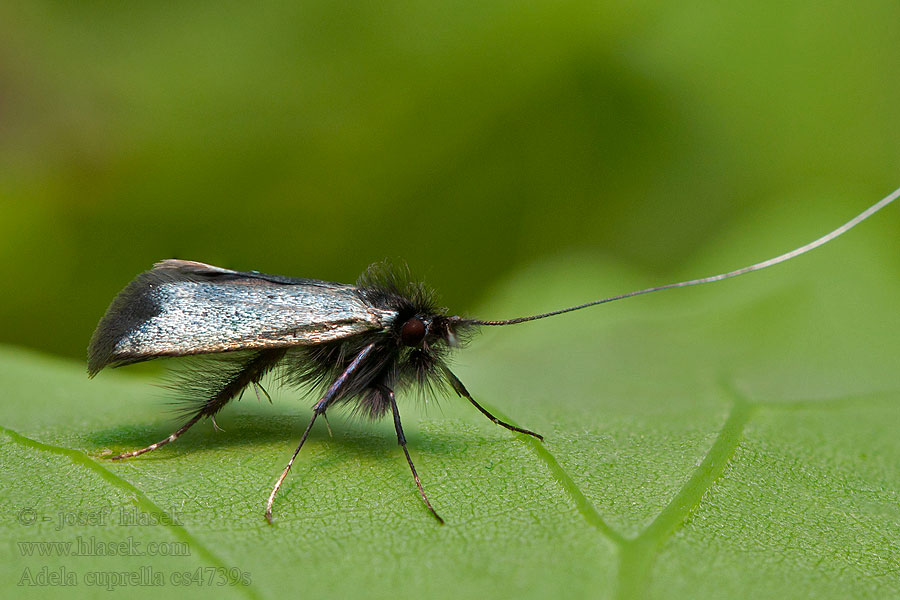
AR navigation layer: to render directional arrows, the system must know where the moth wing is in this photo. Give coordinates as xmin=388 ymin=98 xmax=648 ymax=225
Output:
xmin=88 ymin=260 xmax=394 ymax=375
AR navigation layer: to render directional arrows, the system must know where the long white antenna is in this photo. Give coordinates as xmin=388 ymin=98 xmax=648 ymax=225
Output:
xmin=470 ymin=185 xmax=900 ymax=326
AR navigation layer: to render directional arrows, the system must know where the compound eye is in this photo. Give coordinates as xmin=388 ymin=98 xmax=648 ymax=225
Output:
xmin=400 ymin=317 xmax=426 ymax=346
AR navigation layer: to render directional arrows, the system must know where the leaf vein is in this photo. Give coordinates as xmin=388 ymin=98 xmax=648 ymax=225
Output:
xmin=0 ymin=423 xmax=263 ymax=600
xmin=615 ymin=383 xmax=756 ymax=600
xmin=471 ymin=404 xmax=625 ymax=545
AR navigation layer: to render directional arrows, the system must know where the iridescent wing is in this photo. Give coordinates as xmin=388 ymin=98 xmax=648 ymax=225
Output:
xmin=88 ymin=260 xmax=395 ymax=374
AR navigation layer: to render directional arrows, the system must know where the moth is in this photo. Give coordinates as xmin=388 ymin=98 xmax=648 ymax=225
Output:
xmin=88 ymin=187 xmax=898 ymax=523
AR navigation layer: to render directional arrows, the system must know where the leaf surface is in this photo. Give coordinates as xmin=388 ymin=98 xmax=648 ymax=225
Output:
xmin=3 ymin=198 xmax=899 ymax=599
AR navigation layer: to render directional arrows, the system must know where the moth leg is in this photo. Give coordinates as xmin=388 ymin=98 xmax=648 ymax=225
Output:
xmin=252 ymin=381 xmax=273 ymax=404
xmin=321 ymin=412 xmax=334 ymax=438
xmin=194 ymin=349 xmax=286 ymax=418
xmin=264 ymin=411 xmax=318 ymax=524
xmin=442 ymin=367 xmax=544 ymax=441
xmin=110 ymin=349 xmax=285 ymax=460
xmin=265 ymin=342 xmax=376 ymax=523
xmin=380 ymin=385 xmax=443 ymax=524
xmin=110 ymin=413 xmax=205 ymax=460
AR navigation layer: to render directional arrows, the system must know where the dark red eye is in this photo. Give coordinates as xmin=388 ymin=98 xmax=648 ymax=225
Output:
xmin=400 ymin=318 xmax=426 ymax=346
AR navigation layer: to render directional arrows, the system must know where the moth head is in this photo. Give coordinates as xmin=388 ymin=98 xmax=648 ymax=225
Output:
xmin=355 ymin=260 xmax=477 ymax=351
xmin=395 ymin=314 xmax=472 ymax=350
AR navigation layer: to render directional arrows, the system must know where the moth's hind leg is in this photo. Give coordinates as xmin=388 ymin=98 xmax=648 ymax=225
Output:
xmin=110 ymin=413 xmax=204 ymax=460
xmin=110 ymin=349 xmax=287 ymax=460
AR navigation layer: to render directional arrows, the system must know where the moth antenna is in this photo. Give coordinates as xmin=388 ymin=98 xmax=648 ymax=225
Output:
xmin=469 ymin=185 xmax=900 ymax=326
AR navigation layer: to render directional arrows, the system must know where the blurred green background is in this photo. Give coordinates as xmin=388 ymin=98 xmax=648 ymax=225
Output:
xmin=1 ymin=0 xmax=898 ymax=361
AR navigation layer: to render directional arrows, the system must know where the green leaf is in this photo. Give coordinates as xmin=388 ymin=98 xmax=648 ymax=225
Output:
xmin=3 ymin=197 xmax=899 ymax=599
